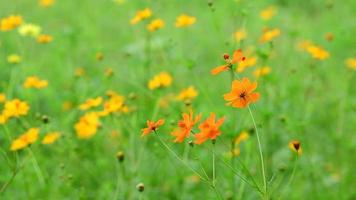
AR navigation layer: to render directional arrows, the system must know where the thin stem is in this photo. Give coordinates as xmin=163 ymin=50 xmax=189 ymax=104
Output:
xmin=154 ymin=131 xmax=208 ymax=183
xmin=248 ymin=106 xmax=267 ymax=197
xmin=28 ymin=148 xmax=45 ymax=186
xmin=212 ymin=141 xmax=216 ymax=187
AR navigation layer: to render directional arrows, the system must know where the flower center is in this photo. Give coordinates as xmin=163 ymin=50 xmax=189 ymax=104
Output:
xmin=239 ymin=91 xmax=247 ymax=99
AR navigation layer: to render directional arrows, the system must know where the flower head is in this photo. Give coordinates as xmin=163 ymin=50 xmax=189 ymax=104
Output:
xmin=141 ymin=119 xmax=165 ymax=136
xmin=176 ymin=86 xmax=198 ymax=101
xmin=171 ymin=111 xmax=201 ymax=143
xmin=260 ymin=6 xmax=277 ymax=21
xmin=7 ymin=54 xmax=21 ymax=64
xmin=148 ymin=72 xmax=172 ymax=90
xmin=10 ymin=128 xmax=39 ymax=151
xmin=18 ymin=23 xmax=42 ymax=37
xmin=74 ymin=112 xmax=101 ymax=139
xmin=0 ymin=15 xmax=23 ymax=31
xmin=79 ymin=97 xmax=103 ymax=110
xmin=289 ymin=140 xmax=302 ymax=155
xmin=42 ymin=132 xmax=60 ymax=144
xmin=224 ymin=78 xmax=260 ymax=108
xmin=253 ymin=66 xmax=271 ymax=78
xmin=3 ymin=99 xmax=30 ymax=118
xmin=130 ymin=8 xmax=152 ymax=25
xmin=175 ymin=14 xmax=196 ymax=28
xmin=39 ymin=0 xmax=54 ymax=7
xmin=37 ymin=34 xmax=53 ymax=43
xmin=147 ymin=19 xmax=164 ymax=32
xmin=235 ymin=29 xmax=247 ymax=42
xmin=211 ymin=49 xmax=245 ymax=75
xmin=306 ymin=45 xmax=329 ymax=60
xmin=23 ymin=76 xmax=48 ymax=89
xmin=260 ymin=28 xmax=280 ymax=43
xmin=345 ymin=58 xmax=356 ymax=70
xmin=194 ymin=113 xmax=225 ymax=144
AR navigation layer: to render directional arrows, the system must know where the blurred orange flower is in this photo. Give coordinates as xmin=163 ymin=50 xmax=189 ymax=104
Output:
xmin=141 ymin=119 xmax=165 ymax=136
xmin=171 ymin=111 xmax=201 ymax=143
xmin=224 ymin=78 xmax=260 ymax=108
xmin=211 ymin=49 xmax=245 ymax=75
xmin=194 ymin=113 xmax=225 ymax=144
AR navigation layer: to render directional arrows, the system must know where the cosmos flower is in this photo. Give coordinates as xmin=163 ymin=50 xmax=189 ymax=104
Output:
xmin=306 ymin=45 xmax=329 ymax=60
xmin=171 ymin=111 xmax=201 ymax=143
xmin=236 ymin=56 xmax=257 ymax=73
xmin=23 ymin=76 xmax=48 ymax=89
xmin=42 ymin=132 xmax=61 ymax=144
xmin=79 ymin=97 xmax=103 ymax=110
xmin=130 ymin=8 xmax=152 ymax=25
xmin=141 ymin=119 xmax=165 ymax=136
xmin=18 ymin=23 xmax=42 ymax=37
xmin=3 ymin=99 xmax=30 ymax=118
xmin=147 ymin=19 xmax=164 ymax=32
xmin=175 ymin=14 xmax=196 ymax=28
xmin=260 ymin=28 xmax=280 ymax=43
xmin=148 ymin=72 xmax=173 ymax=90
xmin=224 ymin=77 xmax=260 ymax=108
xmin=176 ymin=86 xmax=198 ymax=101
xmin=10 ymin=128 xmax=40 ymax=151
xmin=345 ymin=58 xmax=356 ymax=70
xmin=7 ymin=54 xmax=21 ymax=64
xmin=0 ymin=15 xmax=23 ymax=31
xmin=211 ymin=49 xmax=245 ymax=75
xmin=75 ymin=112 xmax=101 ymax=139
xmin=260 ymin=6 xmax=277 ymax=21
xmin=289 ymin=140 xmax=302 ymax=155
xmin=253 ymin=66 xmax=271 ymax=78
xmin=194 ymin=113 xmax=225 ymax=144
xmin=37 ymin=34 xmax=53 ymax=43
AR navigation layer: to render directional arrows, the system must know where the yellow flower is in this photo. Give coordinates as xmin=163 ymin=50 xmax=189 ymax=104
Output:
xmin=253 ymin=66 xmax=271 ymax=78
xmin=39 ymin=0 xmax=54 ymax=7
xmin=10 ymin=128 xmax=40 ymax=151
xmin=79 ymin=97 xmax=103 ymax=110
xmin=96 ymin=52 xmax=104 ymax=61
xmin=42 ymin=132 xmax=60 ymax=144
xmin=234 ymin=131 xmax=249 ymax=145
xmin=147 ymin=19 xmax=164 ymax=32
xmin=235 ymin=29 xmax=247 ymax=42
xmin=260 ymin=6 xmax=277 ymax=21
xmin=0 ymin=93 xmax=6 ymax=103
xmin=0 ymin=114 xmax=9 ymax=124
xmin=7 ymin=54 xmax=21 ymax=64
xmin=62 ymin=101 xmax=73 ymax=111
xmin=130 ymin=8 xmax=152 ymax=25
xmin=175 ymin=14 xmax=196 ymax=28
xmin=306 ymin=45 xmax=329 ymax=60
xmin=18 ymin=23 xmax=42 ymax=37
xmin=75 ymin=112 xmax=100 ymax=139
xmin=289 ymin=140 xmax=302 ymax=155
xmin=0 ymin=15 xmax=23 ymax=31
xmin=3 ymin=99 xmax=30 ymax=118
xmin=105 ymin=68 xmax=114 ymax=77
xmin=37 ymin=34 xmax=53 ymax=43
xmin=297 ymin=40 xmax=313 ymax=50
xmin=345 ymin=58 xmax=356 ymax=70
xmin=23 ymin=76 xmax=48 ymax=89
xmin=260 ymin=28 xmax=280 ymax=43
xmin=148 ymin=72 xmax=173 ymax=90
xmin=176 ymin=86 xmax=198 ymax=101
xmin=75 ymin=67 xmax=85 ymax=77
xmin=236 ymin=56 xmax=257 ymax=73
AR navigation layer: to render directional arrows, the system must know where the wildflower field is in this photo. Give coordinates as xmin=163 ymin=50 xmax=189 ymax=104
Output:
xmin=1 ymin=0 xmax=355 ymax=199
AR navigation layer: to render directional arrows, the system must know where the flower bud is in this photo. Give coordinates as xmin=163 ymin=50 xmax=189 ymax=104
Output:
xmin=116 ymin=151 xmax=125 ymax=162
xmin=136 ymin=183 xmax=145 ymax=192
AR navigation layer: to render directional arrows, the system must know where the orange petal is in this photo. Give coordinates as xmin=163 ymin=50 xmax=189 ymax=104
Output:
xmin=231 ymin=49 xmax=245 ymax=64
xmin=211 ymin=65 xmax=229 ymax=75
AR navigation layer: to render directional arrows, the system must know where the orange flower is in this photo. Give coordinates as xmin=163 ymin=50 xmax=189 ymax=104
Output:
xmin=171 ymin=111 xmax=201 ymax=143
xmin=211 ymin=49 xmax=245 ymax=75
xmin=141 ymin=119 xmax=165 ymax=136
xmin=194 ymin=113 xmax=225 ymax=144
xmin=224 ymin=78 xmax=260 ymax=108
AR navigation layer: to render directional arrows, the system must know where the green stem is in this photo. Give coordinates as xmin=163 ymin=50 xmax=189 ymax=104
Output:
xmin=248 ymin=106 xmax=267 ymax=198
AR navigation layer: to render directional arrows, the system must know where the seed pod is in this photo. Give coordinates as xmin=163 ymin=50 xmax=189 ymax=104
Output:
xmin=136 ymin=183 xmax=145 ymax=192
xmin=42 ymin=115 xmax=50 ymax=124
xmin=116 ymin=151 xmax=125 ymax=162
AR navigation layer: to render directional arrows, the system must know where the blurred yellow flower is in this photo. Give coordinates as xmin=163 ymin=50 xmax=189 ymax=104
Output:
xmin=0 ymin=93 xmax=6 ymax=103
xmin=260 ymin=6 xmax=277 ymax=21
xmin=18 ymin=23 xmax=42 ymax=37
xmin=79 ymin=97 xmax=103 ymax=110
xmin=96 ymin=52 xmax=104 ymax=61
xmin=147 ymin=19 xmax=164 ymax=32
xmin=0 ymin=15 xmax=23 ymax=31
xmin=175 ymin=14 xmax=196 ymax=28
xmin=236 ymin=56 xmax=257 ymax=73
xmin=176 ymin=86 xmax=198 ymax=101
xmin=306 ymin=45 xmax=329 ymax=60
xmin=289 ymin=140 xmax=302 ymax=155
xmin=23 ymin=76 xmax=48 ymax=89
xmin=75 ymin=112 xmax=101 ymax=139
xmin=3 ymin=99 xmax=30 ymax=118
xmin=37 ymin=34 xmax=53 ymax=43
xmin=39 ymin=0 xmax=54 ymax=7
xmin=130 ymin=8 xmax=152 ymax=25
xmin=62 ymin=101 xmax=73 ymax=111
xmin=148 ymin=72 xmax=173 ymax=90
xmin=235 ymin=29 xmax=247 ymax=42
xmin=345 ymin=58 xmax=356 ymax=70
xmin=297 ymin=40 xmax=313 ymax=50
xmin=260 ymin=28 xmax=280 ymax=43
xmin=253 ymin=66 xmax=271 ymax=78
xmin=7 ymin=54 xmax=21 ymax=64
xmin=105 ymin=68 xmax=114 ymax=77
xmin=75 ymin=67 xmax=85 ymax=77
xmin=42 ymin=132 xmax=60 ymax=144
xmin=10 ymin=128 xmax=40 ymax=151
xmin=234 ymin=131 xmax=249 ymax=145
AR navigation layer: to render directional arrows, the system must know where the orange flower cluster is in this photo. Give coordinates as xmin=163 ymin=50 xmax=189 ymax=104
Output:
xmin=211 ymin=49 xmax=245 ymax=75
xmin=0 ymin=15 xmax=23 ymax=31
